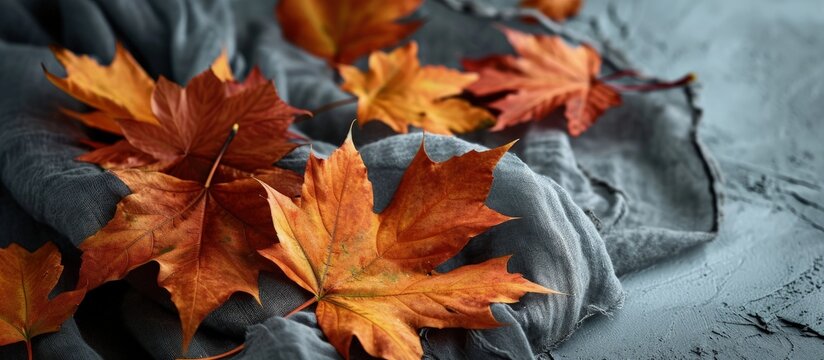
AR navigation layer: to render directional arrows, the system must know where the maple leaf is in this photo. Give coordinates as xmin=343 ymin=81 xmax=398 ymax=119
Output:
xmin=276 ymin=0 xmax=423 ymax=64
xmin=46 ymin=44 xmax=256 ymax=135
xmin=45 ymin=43 xmax=157 ymax=134
xmin=77 ymin=69 xmax=306 ymax=182
xmin=520 ymin=0 xmax=583 ymax=22
xmin=257 ymin=134 xmax=554 ymax=360
xmin=78 ymin=166 xmax=302 ymax=351
xmin=0 ymin=242 xmax=86 ymax=360
xmin=464 ymin=27 xmax=621 ymax=136
xmin=339 ymin=42 xmax=494 ymax=134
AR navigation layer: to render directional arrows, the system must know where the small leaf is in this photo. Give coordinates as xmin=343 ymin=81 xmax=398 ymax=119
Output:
xmin=0 ymin=243 xmax=86 ymax=360
xmin=340 ymin=42 xmax=493 ymax=134
xmin=45 ymin=43 xmax=157 ymax=133
xmin=464 ymin=27 xmax=621 ymax=136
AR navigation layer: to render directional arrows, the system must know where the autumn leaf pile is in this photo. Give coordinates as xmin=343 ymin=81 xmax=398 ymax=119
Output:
xmin=0 ymin=0 xmax=694 ymax=359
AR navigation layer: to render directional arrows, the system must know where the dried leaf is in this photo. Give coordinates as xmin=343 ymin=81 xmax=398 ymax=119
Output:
xmin=73 ymin=52 xmax=307 ymax=351
xmin=340 ymin=42 xmax=493 ymax=134
xmin=520 ymin=0 xmax=582 ymax=21
xmin=258 ymin=134 xmax=554 ymax=359
xmin=78 ymin=168 xmax=301 ymax=351
xmin=276 ymin=0 xmax=423 ymax=64
xmin=45 ymin=43 xmax=157 ymax=133
xmin=46 ymin=45 xmax=263 ymax=135
xmin=0 ymin=243 xmax=85 ymax=359
xmin=464 ymin=27 xmax=621 ymax=136
xmin=78 ymin=69 xmax=306 ymax=182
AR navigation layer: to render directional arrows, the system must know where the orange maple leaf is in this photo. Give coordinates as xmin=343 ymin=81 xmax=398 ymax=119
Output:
xmin=276 ymin=0 xmax=423 ymax=64
xmin=77 ymin=69 xmax=306 ymax=182
xmin=0 ymin=243 xmax=86 ymax=360
xmin=45 ymin=43 xmax=157 ymax=134
xmin=46 ymin=45 xmax=250 ymax=134
xmin=340 ymin=42 xmax=494 ymax=134
xmin=520 ymin=0 xmax=583 ymax=22
xmin=257 ymin=134 xmax=554 ymax=360
xmin=464 ymin=27 xmax=621 ymax=136
xmin=71 ymin=53 xmax=308 ymax=351
xmin=78 ymin=167 xmax=301 ymax=351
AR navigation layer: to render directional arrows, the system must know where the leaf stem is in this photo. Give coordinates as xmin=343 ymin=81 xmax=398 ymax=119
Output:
xmin=607 ymin=73 xmax=696 ymax=92
xmin=286 ymin=297 xmax=318 ymax=318
xmin=312 ymin=97 xmax=357 ymax=114
xmin=295 ymin=97 xmax=357 ymax=123
xmin=599 ymin=69 xmax=643 ymax=81
xmin=26 ymin=340 xmax=32 ymax=360
xmin=204 ymin=123 xmax=239 ymax=188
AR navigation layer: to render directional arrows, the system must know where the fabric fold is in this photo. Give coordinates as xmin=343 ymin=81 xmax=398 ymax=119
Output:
xmin=0 ymin=0 xmax=720 ymax=358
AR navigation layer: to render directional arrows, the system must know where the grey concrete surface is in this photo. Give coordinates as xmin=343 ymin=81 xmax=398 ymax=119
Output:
xmin=551 ymin=1 xmax=824 ymax=358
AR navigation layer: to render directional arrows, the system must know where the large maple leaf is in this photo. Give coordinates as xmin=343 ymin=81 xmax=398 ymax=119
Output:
xmin=276 ymin=0 xmax=423 ymax=64
xmin=0 ymin=243 xmax=86 ymax=360
xmin=77 ymin=69 xmax=306 ymax=182
xmin=464 ymin=27 xmax=621 ymax=136
xmin=46 ymin=44 xmax=256 ymax=135
xmin=340 ymin=42 xmax=494 ymax=134
xmin=257 ymin=134 xmax=554 ymax=360
xmin=78 ymin=167 xmax=301 ymax=351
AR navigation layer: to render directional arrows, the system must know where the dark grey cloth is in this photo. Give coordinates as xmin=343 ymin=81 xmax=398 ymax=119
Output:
xmin=240 ymin=313 xmax=340 ymax=360
xmin=0 ymin=0 xmax=719 ymax=359
xmin=489 ymin=89 xmax=719 ymax=275
xmin=414 ymin=0 xmax=720 ymax=276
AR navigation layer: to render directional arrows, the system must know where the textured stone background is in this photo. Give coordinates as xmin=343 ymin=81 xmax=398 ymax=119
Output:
xmin=552 ymin=1 xmax=824 ymax=358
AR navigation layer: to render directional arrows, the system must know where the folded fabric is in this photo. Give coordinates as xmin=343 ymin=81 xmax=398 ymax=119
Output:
xmin=413 ymin=0 xmax=721 ymax=276
xmin=0 ymin=0 xmax=718 ymax=359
